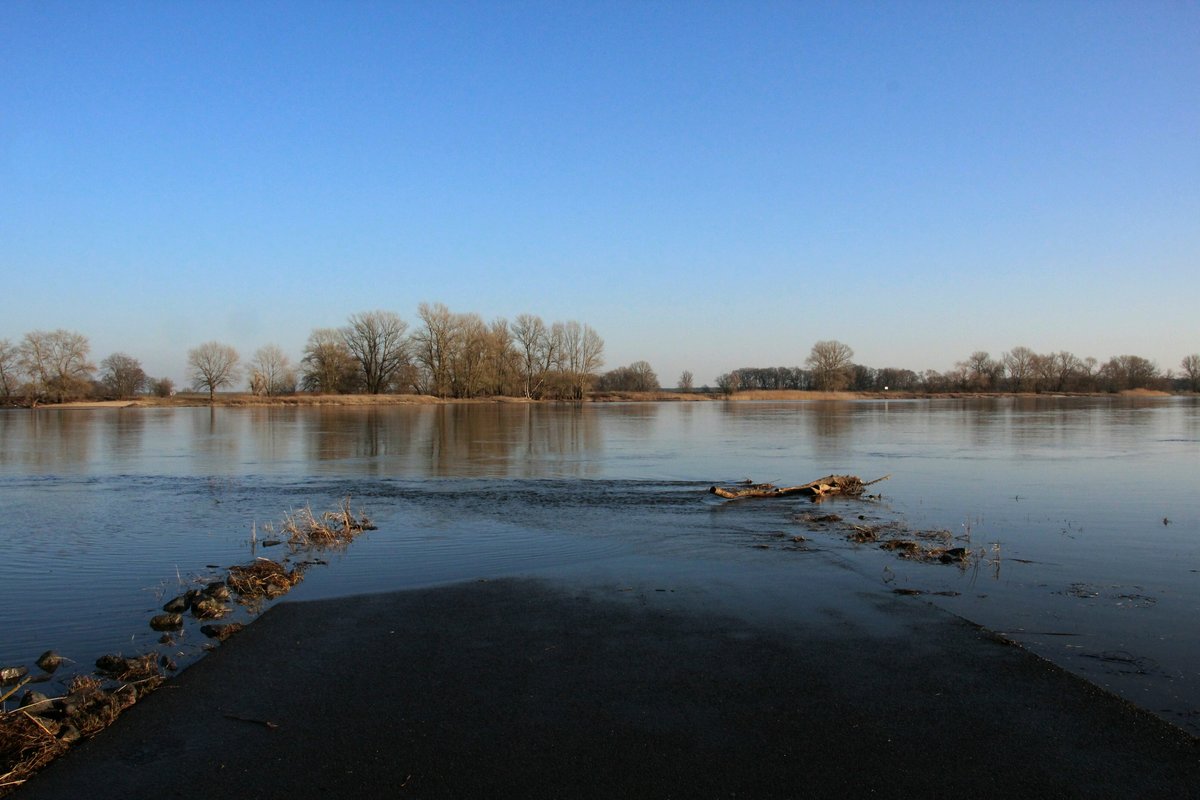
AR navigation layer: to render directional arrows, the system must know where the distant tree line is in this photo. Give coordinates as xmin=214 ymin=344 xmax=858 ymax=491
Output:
xmin=714 ymin=340 xmax=1200 ymax=395
xmin=2 ymin=324 xmax=1198 ymax=406
xmin=0 ymin=304 xmax=611 ymax=405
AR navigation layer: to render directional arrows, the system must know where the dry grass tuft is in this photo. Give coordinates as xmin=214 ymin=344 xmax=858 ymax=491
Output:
xmin=0 ymin=712 xmax=68 ymax=795
xmin=280 ymin=496 xmax=375 ymax=548
xmin=95 ymin=653 xmax=162 ymax=683
xmin=66 ymin=675 xmax=101 ymax=694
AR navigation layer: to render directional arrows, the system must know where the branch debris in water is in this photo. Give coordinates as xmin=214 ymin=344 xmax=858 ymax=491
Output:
xmin=710 ymin=474 xmax=890 ymax=500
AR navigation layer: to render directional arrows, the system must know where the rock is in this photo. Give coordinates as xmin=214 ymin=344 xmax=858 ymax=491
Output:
xmin=200 ymin=622 xmax=245 ymax=642
xmin=162 ymin=595 xmax=189 ymax=613
xmin=262 ymin=538 xmax=282 ymax=547
xmin=204 ymin=581 xmax=231 ymax=600
xmin=1 ymin=665 xmax=29 ymax=684
xmin=159 ymin=633 xmax=174 ymax=645
xmin=150 ymin=613 xmax=184 ymax=631
xmin=192 ymin=597 xmax=229 ymax=619
xmin=184 ymin=588 xmax=204 ymax=608
xmin=19 ymin=690 xmax=55 ymax=715
xmin=36 ymin=650 xmax=64 ymax=673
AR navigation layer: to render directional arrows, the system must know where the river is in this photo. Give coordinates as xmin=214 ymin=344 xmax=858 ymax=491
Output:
xmin=1 ymin=397 xmax=1197 ymax=734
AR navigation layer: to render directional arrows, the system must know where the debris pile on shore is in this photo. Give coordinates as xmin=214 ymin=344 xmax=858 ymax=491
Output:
xmin=0 ymin=495 xmax=374 ymax=796
xmin=0 ymin=656 xmax=164 ymax=793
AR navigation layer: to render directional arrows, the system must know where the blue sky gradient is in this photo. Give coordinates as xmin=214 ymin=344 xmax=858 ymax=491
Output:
xmin=3 ymin=1 xmax=1197 ymax=385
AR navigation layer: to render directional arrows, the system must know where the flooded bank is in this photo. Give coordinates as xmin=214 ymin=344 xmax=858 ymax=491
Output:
xmin=1 ymin=397 xmax=1197 ymax=734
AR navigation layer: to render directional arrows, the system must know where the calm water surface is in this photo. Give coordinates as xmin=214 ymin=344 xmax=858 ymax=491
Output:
xmin=1 ymin=399 xmax=1197 ymax=733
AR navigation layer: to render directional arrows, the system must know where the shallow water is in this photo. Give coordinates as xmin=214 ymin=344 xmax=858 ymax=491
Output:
xmin=0 ymin=398 xmax=1197 ymax=733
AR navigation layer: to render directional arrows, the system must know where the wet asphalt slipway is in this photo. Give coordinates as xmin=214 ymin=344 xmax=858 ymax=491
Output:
xmin=18 ymin=565 xmax=1200 ymax=799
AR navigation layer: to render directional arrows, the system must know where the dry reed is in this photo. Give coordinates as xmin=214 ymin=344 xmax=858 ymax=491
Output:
xmin=280 ymin=496 xmax=375 ymax=548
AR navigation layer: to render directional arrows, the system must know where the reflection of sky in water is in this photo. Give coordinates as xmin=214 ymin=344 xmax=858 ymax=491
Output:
xmin=0 ymin=397 xmax=1197 ymax=733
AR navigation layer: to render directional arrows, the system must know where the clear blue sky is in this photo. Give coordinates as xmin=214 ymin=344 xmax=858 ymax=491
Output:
xmin=3 ymin=1 xmax=1197 ymax=386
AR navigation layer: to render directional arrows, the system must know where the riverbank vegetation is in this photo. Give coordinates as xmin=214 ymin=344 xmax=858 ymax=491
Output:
xmin=1 ymin=308 xmax=1197 ymax=407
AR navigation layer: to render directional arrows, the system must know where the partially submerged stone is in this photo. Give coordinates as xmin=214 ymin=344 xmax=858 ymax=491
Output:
xmin=200 ymin=622 xmax=245 ymax=642
xmin=1 ymin=665 xmax=29 ymax=684
xmin=36 ymin=650 xmax=64 ymax=673
xmin=162 ymin=595 xmax=189 ymax=613
xmin=150 ymin=613 xmax=184 ymax=631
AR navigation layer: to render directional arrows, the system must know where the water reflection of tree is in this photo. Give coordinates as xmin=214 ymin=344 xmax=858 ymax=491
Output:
xmin=805 ymin=402 xmax=852 ymax=459
xmin=0 ymin=410 xmax=94 ymax=470
xmin=428 ymin=404 xmax=602 ymax=477
xmin=297 ymin=404 xmax=602 ymax=477
xmin=246 ymin=406 xmax=301 ymax=465
xmin=300 ymin=407 xmax=430 ymax=469
xmin=190 ymin=406 xmax=240 ymax=461
xmin=108 ymin=408 xmax=146 ymax=462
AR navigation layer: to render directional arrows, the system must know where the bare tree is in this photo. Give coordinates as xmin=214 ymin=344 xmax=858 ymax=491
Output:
xmin=99 ymin=353 xmax=147 ymax=398
xmin=1181 ymin=354 xmax=1200 ymax=392
xmin=628 ymin=361 xmax=659 ymax=391
xmin=512 ymin=313 xmax=556 ymax=399
xmin=482 ymin=318 xmax=520 ymax=396
xmin=149 ymin=377 xmax=175 ymax=398
xmin=342 ymin=311 xmax=410 ymax=394
xmin=301 ymin=328 xmax=358 ymax=394
xmin=412 ymin=302 xmax=459 ymax=397
xmin=188 ymin=342 xmax=241 ymax=402
xmin=449 ymin=312 xmax=489 ymax=398
xmin=1002 ymin=346 xmax=1037 ymax=392
xmin=597 ymin=361 xmax=660 ymax=392
xmin=249 ymin=344 xmax=295 ymax=396
xmin=715 ymin=370 xmax=741 ymax=395
xmin=958 ymin=351 xmax=1001 ymax=391
xmin=806 ymin=340 xmax=855 ymax=391
xmin=1040 ymin=351 xmax=1082 ymax=392
xmin=1098 ymin=355 xmax=1160 ymax=391
xmin=560 ymin=321 xmax=604 ymax=399
xmin=0 ymin=338 xmax=19 ymax=402
xmin=678 ymin=370 xmax=694 ymax=392
xmin=19 ymin=329 xmax=95 ymax=402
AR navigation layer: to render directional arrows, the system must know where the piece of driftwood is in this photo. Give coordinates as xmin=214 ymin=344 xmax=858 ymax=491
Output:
xmin=709 ymin=474 xmax=890 ymax=500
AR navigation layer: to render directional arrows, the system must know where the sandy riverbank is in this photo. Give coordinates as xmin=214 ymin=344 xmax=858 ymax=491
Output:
xmin=18 ymin=572 xmax=1199 ymax=798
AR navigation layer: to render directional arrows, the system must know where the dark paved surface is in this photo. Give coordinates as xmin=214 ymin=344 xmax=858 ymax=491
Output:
xmin=19 ymin=577 xmax=1200 ymax=798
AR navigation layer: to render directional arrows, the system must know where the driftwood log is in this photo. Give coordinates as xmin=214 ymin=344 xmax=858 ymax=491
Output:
xmin=709 ymin=474 xmax=890 ymax=500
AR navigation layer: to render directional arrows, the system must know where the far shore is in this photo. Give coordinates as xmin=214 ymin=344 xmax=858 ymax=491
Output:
xmin=10 ymin=386 xmax=1182 ymax=410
